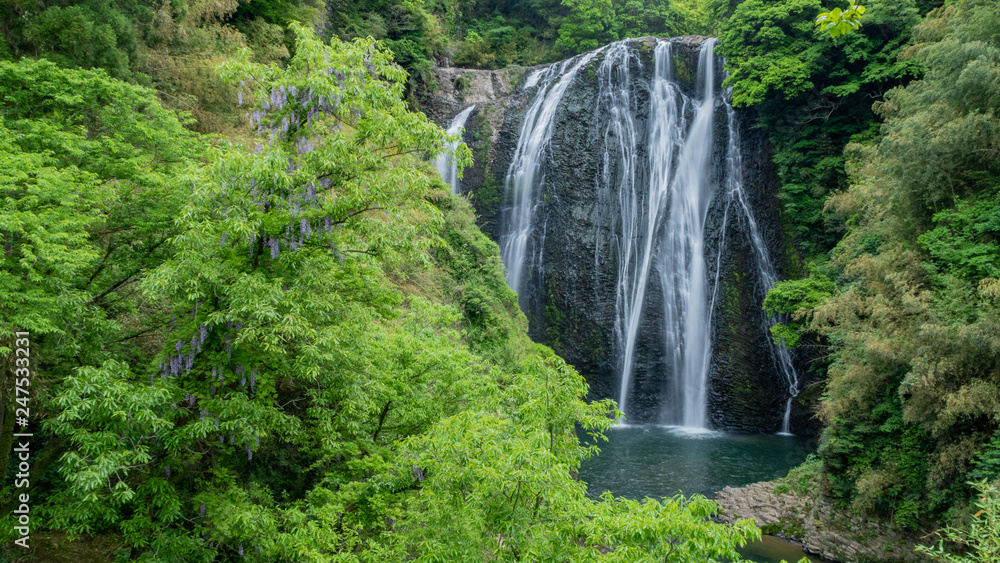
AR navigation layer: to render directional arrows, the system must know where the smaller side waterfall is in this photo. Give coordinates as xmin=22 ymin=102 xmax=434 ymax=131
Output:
xmin=500 ymin=49 xmax=603 ymax=296
xmin=721 ymin=100 xmax=799 ymax=434
xmin=435 ymin=105 xmax=476 ymax=194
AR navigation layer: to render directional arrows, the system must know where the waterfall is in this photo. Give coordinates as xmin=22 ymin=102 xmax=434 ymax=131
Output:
xmin=495 ymin=37 xmax=799 ymax=432
xmin=435 ymin=105 xmax=476 ymax=194
xmin=720 ymin=102 xmax=800 ymax=434
xmin=600 ymin=43 xmax=643 ymax=419
xmin=609 ymin=38 xmax=720 ymax=427
xmin=657 ymin=39 xmax=718 ymax=428
xmin=614 ymin=41 xmax=686 ymax=419
xmin=500 ymin=49 xmax=603 ymax=297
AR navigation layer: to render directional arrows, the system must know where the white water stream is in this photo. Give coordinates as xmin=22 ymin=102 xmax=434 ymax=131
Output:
xmin=434 ymin=105 xmax=476 ymax=194
xmin=500 ymin=49 xmax=603 ymax=296
xmin=720 ymin=102 xmax=800 ymax=434
xmin=656 ymin=39 xmax=718 ymax=428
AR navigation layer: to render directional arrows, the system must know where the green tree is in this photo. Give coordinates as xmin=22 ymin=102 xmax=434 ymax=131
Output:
xmin=0 ymin=57 xmax=201 ymax=496
xmin=763 ymin=273 xmax=836 ymax=347
xmin=918 ymin=482 xmax=1000 ymax=563
xmin=797 ymin=0 xmax=1000 ymax=526
xmin=556 ymin=0 xmax=617 ymax=54
xmin=816 ymin=0 xmax=866 ymax=37
xmin=716 ymin=0 xmax=923 ymax=260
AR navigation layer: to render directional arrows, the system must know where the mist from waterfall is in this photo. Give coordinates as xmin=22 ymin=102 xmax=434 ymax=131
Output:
xmin=435 ymin=105 xmax=476 ymax=194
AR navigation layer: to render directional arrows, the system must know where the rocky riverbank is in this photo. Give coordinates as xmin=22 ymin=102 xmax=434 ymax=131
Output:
xmin=715 ymin=480 xmax=929 ymax=563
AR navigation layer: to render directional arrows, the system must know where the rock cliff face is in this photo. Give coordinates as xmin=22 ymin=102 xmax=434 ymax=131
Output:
xmin=420 ymin=37 xmax=821 ymax=433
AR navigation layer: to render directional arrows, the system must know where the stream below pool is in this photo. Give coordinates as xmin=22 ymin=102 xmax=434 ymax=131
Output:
xmin=578 ymin=425 xmax=828 ymax=562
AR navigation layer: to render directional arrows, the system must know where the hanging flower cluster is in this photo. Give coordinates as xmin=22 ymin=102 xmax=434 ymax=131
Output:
xmin=228 ymin=70 xmax=362 ymax=265
xmin=244 ymin=83 xmax=342 ymax=140
xmin=158 ymin=315 xmax=266 ymax=461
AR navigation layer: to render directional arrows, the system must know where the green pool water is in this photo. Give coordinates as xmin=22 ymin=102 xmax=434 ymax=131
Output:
xmin=578 ymin=424 xmax=827 ymax=563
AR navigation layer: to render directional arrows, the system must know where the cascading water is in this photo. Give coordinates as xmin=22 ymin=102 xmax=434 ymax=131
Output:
xmin=658 ymin=39 xmax=718 ymax=428
xmin=492 ymin=36 xmax=799 ymax=432
xmin=613 ymin=41 xmax=685 ymax=419
xmin=612 ymin=38 xmax=719 ymax=427
xmin=435 ymin=105 xmax=476 ymax=194
xmin=599 ymin=43 xmax=645 ymax=419
xmin=719 ymin=102 xmax=800 ymax=434
xmin=500 ymin=49 xmax=602 ymax=297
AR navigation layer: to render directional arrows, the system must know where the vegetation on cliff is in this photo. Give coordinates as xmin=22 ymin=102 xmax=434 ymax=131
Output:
xmin=0 ymin=21 xmax=763 ymax=561
xmin=761 ymin=0 xmax=1000 ymax=550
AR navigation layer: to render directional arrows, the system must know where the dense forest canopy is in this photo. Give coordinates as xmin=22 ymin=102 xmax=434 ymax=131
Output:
xmin=2 ymin=0 xmax=999 ymax=560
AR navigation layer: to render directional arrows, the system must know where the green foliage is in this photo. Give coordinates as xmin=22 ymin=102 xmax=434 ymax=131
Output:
xmin=0 ymin=57 xmax=202 ymax=551
xmin=816 ymin=0 xmax=867 ymax=38
xmin=0 ymin=120 xmax=103 ymax=342
xmin=46 ymin=361 xmax=177 ymax=537
xmin=967 ymin=430 xmax=1000 ymax=485
xmin=453 ymin=17 xmax=552 ymax=69
xmin=819 ymin=388 xmax=933 ymax=529
xmin=797 ymin=0 xmax=1000 ymax=531
xmin=232 ymin=0 xmax=326 ymax=27
xmin=715 ymin=0 xmax=826 ymax=107
xmin=554 ymin=0 xmax=702 ymax=55
xmin=716 ymin=0 xmax=923 ymax=261
xmin=763 ymin=273 xmax=836 ymax=347
xmin=429 ymin=195 xmax=531 ymax=366
xmin=0 ymin=0 xmax=311 ymax=132
xmin=917 ymin=482 xmax=1000 ymax=563
xmin=918 ymin=189 xmax=1000 ymax=281
xmin=774 ymin=454 xmax=823 ymax=496
xmin=556 ymin=0 xmax=618 ymax=54
xmin=401 ymin=352 xmax=760 ymax=560
xmin=24 ymin=4 xmax=134 ymax=79
xmin=327 ymin=0 xmax=709 ymax=76
xmin=0 ymin=55 xmax=200 ymax=360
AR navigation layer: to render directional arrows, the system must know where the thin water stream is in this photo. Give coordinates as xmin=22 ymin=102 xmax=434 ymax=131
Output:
xmin=434 ymin=105 xmax=476 ymax=194
xmin=579 ymin=425 xmax=825 ymax=563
